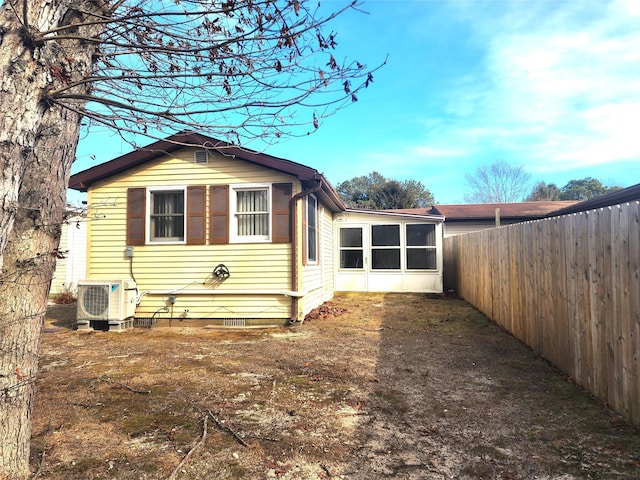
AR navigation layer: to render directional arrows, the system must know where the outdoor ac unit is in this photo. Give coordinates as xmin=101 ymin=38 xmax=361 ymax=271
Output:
xmin=76 ymin=279 xmax=137 ymax=322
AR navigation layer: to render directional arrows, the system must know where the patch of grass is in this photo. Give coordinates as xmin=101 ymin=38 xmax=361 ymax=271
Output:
xmin=227 ymin=460 xmax=247 ymax=478
xmin=374 ymin=388 xmax=408 ymax=415
xmin=460 ymin=459 xmax=495 ymax=478
xmin=491 ymin=435 xmax=511 ymax=449
xmin=34 ymin=294 xmax=640 ymax=480
xmin=57 ymin=457 xmax=105 ymax=475
xmin=470 ymin=444 xmax=510 ymax=460
xmin=44 ymin=303 xmax=77 ymax=327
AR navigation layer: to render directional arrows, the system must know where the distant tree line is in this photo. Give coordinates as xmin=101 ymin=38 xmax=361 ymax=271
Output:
xmin=527 ymin=178 xmax=622 ymax=201
xmin=337 ymin=165 xmax=622 ymax=210
xmin=464 ymin=160 xmax=623 ymax=203
xmin=336 ymin=172 xmax=434 ymax=209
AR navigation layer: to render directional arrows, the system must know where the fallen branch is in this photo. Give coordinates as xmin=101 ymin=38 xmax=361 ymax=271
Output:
xmin=107 ymin=352 xmax=143 ymax=359
xmin=248 ymin=434 xmax=279 ymax=442
xmin=321 ymin=463 xmax=332 ymax=478
xmin=75 ymin=360 xmax=100 ymax=369
xmin=208 ymin=410 xmax=248 ymax=447
xmin=167 ymin=417 xmax=208 ymax=480
xmin=30 ymin=451 xmax=45 ymax=479
xmin=101 ymin=376 xmax=150 ymax=394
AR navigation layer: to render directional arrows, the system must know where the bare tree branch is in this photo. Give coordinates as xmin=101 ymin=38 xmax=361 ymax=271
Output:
xmin=465 ymin=161 xmax=532 ymax=203
xmin=21 ymin=0 xmax=382 ymax=148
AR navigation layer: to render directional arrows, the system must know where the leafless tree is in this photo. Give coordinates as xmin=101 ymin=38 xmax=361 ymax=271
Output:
xmin=465 ymin=160 xmax=532 ymax=203
xmin=0 ymin=1 xmax=381 ymax=477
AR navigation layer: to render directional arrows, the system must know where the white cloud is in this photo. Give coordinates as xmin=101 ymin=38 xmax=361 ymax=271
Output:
xmin=437 ymin=0 xmax=640 ymax=173
xmin=410 ymin=145 xmax=468 ymax=159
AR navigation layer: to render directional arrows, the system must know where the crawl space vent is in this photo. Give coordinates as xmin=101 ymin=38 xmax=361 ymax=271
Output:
xmin=224 ymin=318 xmax=246 ymax=327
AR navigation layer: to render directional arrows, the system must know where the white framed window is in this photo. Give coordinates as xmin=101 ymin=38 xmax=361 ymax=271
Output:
xmin=371 ymin=224 xmax=401 ymax=270
xmin=306 ymin=194 xmax=318 ymax=264
xmin=406 ymin=223 xmax=437 ymax=270
xmin=148 ymin=187 xmax=186 ymax=243
xmin=230 ymin=184 xmax=271 ymax=242
xmin=339 ymin=227 xmax=363 ymax=269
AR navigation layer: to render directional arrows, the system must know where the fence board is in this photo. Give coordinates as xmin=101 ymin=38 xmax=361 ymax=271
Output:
xmin=595 ymin=208 xmax=608 ymax=401
xmin=443 ymin=202 xmax=640 ymax=426
xmin=578 ymin=211 xmax=592 ymax=392
xmin=605 ymin=207 xmax=617 ymax=410
xmin=566 ymin=214 xmax=580 ymax=384
xmin=619 ymin=204 xmax=631 ymax=418
xmin=628 ymin=204 xmax=640 ymax=422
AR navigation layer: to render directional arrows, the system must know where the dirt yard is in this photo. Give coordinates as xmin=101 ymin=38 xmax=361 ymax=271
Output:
xmin=33 ymin=293 xmax=640 ymax=479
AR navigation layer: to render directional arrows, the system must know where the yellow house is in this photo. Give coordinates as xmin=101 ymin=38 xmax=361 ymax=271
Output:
xmin=68 ymin=132 xmax=444 ymax=329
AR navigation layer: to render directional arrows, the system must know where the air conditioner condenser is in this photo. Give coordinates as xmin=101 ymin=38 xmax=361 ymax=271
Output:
xmin=76 ymin=279 xmax=137 ymax=330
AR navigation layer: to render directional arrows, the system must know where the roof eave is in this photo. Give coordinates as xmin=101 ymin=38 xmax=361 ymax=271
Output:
xmin=68 ymin=132 xmax=323 ymax=191
xmin=343 ymin=208 xmax=444 ymax=222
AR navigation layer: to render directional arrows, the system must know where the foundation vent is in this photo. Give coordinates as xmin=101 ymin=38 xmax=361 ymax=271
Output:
xmin=134 ymin=317 xmax=157 ymax=328
xmin=224 ymin=318 xmax=246 ymax=327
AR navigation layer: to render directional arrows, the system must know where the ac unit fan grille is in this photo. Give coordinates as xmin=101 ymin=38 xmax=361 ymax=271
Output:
xmin=81 ymin=285 xmax=110 ymax=317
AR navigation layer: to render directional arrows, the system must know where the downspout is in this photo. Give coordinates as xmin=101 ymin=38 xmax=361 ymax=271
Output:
xmin=289 ymin=178 xmax=323 ymax=323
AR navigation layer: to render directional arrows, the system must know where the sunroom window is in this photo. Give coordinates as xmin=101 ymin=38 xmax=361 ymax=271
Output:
xmin=406 ymin=223 xmax=437 ymax=269
xmin=339 ymin=227 xmax=363 ymax=269
xmin=149 ymin=189 xmax=185 ymax=242
xmin=371 ymin=224 xmax=401 ymax=270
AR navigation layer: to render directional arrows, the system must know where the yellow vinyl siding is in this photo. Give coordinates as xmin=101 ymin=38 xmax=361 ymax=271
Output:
xmin=85 ymin=148 xmax=299 ymax=321
xmin=137 ymin=294 xmax=290 ymax=321
xmin=300 ymin=205 xmax=335 ymax=318
xmin=320 ymin=206 xmax=336 ymax=301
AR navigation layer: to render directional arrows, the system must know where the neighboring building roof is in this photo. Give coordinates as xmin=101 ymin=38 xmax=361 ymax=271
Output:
xmin=68 ymin=131 xmax=346 ymax=212
xmin=431 ymin=201 xmax=579 ymax=220
xmin=391 ymin=201 xmax=578 ymax=221
xmin=546 ymin=183 xmax=640 ymax=217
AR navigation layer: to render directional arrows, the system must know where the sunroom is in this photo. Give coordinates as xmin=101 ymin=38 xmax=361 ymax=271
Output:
xmin=333 ymin=209 xmax=444 ymax=293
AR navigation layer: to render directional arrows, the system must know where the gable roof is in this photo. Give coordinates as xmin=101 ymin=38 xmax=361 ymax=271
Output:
xmin=68 ymin=131 xmax=346 ymax=212
xmin=546 ymin=183 xmax=640 ymax=217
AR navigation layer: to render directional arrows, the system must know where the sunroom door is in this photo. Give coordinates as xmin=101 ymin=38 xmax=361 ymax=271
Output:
xmin=335 ymin=225 xmax=368 ymax=291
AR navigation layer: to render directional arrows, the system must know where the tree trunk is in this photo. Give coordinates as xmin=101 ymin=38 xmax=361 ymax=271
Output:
xmin=0 ymin=2 xmax=103 ymax=478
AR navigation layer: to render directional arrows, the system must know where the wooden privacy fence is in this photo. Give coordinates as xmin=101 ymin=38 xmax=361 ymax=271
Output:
xmin=443 ymin=202 xmax=640 ymax=426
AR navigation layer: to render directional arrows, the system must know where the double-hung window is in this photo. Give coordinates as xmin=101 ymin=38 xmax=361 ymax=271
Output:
xmin=231 ymin=185 xmax=270 ymax=242
xmin=149 ymin=188 xmax=185 ymax=243
xmin=306 ymin=195 xmax=318 ymax=263
xmin=406 ymin=224 xmax=437 ymax=269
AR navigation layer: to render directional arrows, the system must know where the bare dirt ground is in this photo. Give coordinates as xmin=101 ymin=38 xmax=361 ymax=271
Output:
xmin=33 ymin=293 xmax=640 ymax=479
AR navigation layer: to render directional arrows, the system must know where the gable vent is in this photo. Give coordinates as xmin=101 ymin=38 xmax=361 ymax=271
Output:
xmin=194 ymin=150 xmax=209 ymax=164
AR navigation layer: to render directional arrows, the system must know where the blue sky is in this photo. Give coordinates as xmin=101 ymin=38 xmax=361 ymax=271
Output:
xmin=72 ymin=0 xmax=640 ymax=204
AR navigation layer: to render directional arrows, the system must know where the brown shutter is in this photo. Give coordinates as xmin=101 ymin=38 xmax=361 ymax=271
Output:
xmin=272 ymin=183 xmax=292 ymax=243
xmin=187 ymin=186 xmax=206 ymax=245
xmin=210 ymin=185 xmax=229 ymax=244
xmin=127 ymin=187 xmax=146 ymax=246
